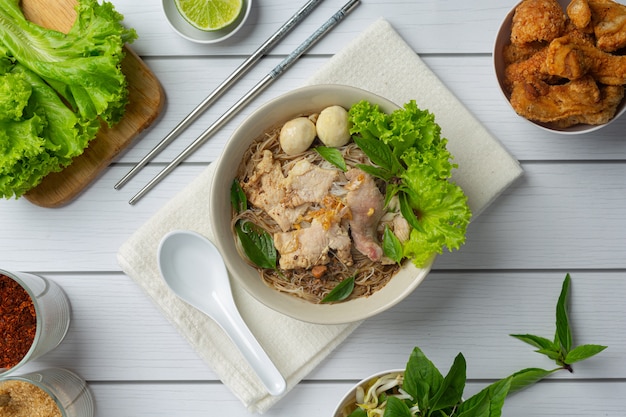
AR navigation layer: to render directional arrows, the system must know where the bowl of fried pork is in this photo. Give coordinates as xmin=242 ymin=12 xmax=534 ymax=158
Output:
xmin=494 ymin=0 xmax=626 ymax=134
xmin=209 ymin=85 xmax=448 ymax=324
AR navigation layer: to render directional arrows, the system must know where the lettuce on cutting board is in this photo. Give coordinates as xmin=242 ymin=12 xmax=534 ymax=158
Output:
xmin=0 ymin=0 xmax=136 ymax=199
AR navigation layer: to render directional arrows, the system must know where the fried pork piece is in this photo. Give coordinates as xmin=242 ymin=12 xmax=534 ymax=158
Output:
xmin=511 ymin=0 xmax=567 ymax=44
xmin=552 ymin=84 xmax=625 ymax=126
xmin=503 ymin=41 xmax=547 ymax=66
xmin=568 ymin=0 xmax=593 ymax=30
xmin=588 ymin=0 xmax=626 ymax=51
xmin=504 ymin=47 xmax=550 ymax=93
xmin=509 ymin=75 xmax=622 ymax=126
xmin=546 ymin=35 xmax=626 ymax=84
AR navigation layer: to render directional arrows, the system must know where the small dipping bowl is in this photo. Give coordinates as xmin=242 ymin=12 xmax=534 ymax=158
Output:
xmin=0 ymin=368 xmax=94 ymax=417
xmin=162 ymin=0 xmax=253 ymax=44
xmin=493 ymin=0 xmax=626 ymax=135
xmin=0 ymin=269 xmax=71 ymax=377
xmin=332 ymin=369 xmax=404 ymax=417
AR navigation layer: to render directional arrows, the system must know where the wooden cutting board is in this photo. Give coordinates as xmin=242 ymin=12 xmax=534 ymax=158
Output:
xmin=20 ymin=0 xmax=165 ymax=207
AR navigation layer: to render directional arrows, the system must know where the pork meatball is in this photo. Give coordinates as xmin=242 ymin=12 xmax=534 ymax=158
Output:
xmin=316 ymin=105 xmax=352 ymax=147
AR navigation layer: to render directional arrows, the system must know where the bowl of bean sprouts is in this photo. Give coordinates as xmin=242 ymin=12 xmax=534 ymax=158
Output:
xmin=333 ymin=369 xmax=407 ymax=417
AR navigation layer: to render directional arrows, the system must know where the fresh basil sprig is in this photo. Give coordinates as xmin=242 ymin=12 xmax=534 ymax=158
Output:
xmin=349 ymin=274 xmax=607 ymax=417
xmin=230 ymin=180 xmax=247 ymax=214
xmin=321 ymin=276 xmax=355 ymax=303
xmin=382 ymin=225 xmax=403 ymax=264
xmin=315 ymin=146 xmax=348 ymax=172
xmin=230 ymin=180 xmax=277 ymax=270
xmin=510 ymin=273 xmax=607 ymax=373
xmin=234 ymin=220 xmax=277 ymax=270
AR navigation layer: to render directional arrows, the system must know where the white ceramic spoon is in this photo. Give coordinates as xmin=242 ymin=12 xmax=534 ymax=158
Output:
xmin=157 ymin=230 xmax=286 ymax=396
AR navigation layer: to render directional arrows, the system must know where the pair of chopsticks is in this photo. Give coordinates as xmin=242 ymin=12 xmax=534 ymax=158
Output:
xmin=117 ymin=0 xmax=361 ymax=205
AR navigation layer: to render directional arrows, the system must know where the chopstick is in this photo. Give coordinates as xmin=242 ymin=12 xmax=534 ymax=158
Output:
xmin=114 ymin=0 xmax=326 ymax=190
xmin=127 ymin=0 xmax=361 ymax=205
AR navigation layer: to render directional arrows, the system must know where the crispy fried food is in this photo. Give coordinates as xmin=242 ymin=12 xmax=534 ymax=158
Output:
xmin=502 ymin=0 xmax=626 ymax=128
xmin=510 ymin=75 xmax=623 ymax=126
xmin=568 ymin=0 xmax=593 ymax=30
xmin=511 ymin=0 xmax=567 ymax=44
xmin=504 ymin=48 xmax=551 ymax=93
xmin=588 ymin=0 xmax=626 ymax=51
xmin=503 ymin=41 xmax=547 ymax=66
xmin=546 ymin=35 xmax=626 ymax=84
xmin=553 ymin=85 xmax=625 ymax=126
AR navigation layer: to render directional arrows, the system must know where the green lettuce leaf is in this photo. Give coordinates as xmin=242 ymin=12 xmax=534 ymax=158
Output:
xmin=0 ymin=0 xmax=135 ymax=198
xmin=349 ymin=99 xmax=471 ymax=267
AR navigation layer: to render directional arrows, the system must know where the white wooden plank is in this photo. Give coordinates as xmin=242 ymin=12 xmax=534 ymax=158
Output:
xmin=112 ymin=0 xmax=520 ymax=57
xmin=16 ymin=272 xmax=624 ymax=381
xmin=84 ymin=380 xmax=626 ymax=417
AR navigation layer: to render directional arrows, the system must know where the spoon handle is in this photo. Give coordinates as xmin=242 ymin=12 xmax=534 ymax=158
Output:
xmin=212 ymin=298 xmax=287 ymax=396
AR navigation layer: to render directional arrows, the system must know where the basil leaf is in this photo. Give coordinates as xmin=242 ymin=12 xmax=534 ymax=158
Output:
xmin=355 ymin=163 xmax=393 ymax=181
xmin=399 ymin=192 xmax=422 ymax=232
xmin=458 ymin=376 xmax=511 ymax=417
xmin=230 ymin=180 xmax=247 ymax=213
xmin=565 ymin=344 xmax=608 ymax=364
xmin=346 ymin=407 xmax=367 ymax=417
xmin=431 ymin=352 xmax=466 ymax=412
xmin=235 ymin=220 xmax=276 ymax=269
xmin=315 ymin=146 xmax=348 ymax=172
xmin=536 ymin=348 xmax=562 ymax=361
xmin=510 ymin=334 xmax=557 ymax=351
xmin=320 ymin=276 xmax=355 ymax=303
xmin=555 ymin=273 xmax=572 ymax=352
xmin=382 ymin=226 xmax=403 ymax=264
xmin=353 ymin=135 xmax=403 ymax=173
xmin=455 ymin=391 xmax=489 ymax=417
xmin=403 ymin=347 xmax=444 ymax=410
xmin=382 ymin=396 xmax=413 ymax=417
xmin=507 ymin=367 xmax=557 ymax=394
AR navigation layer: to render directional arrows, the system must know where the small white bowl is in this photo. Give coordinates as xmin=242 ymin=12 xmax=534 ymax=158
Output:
xmin=332 ymin=369 xmax=404 ymax=417
xmin=162 ymin=0 xmax=252 ymax=44
xmin=493 ymin=0 xmax=626 ymax=135
xmin=209 ymin=85 xmax=434 ymax=325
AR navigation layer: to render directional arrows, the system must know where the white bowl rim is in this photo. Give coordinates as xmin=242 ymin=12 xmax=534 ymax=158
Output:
xmin=161 ymin=0 xmax=252 ymax=44
xmin=209 ymin=84 xmax=435 ymax=325
xmin=492 ymin=0 xmax=626 ymax=135
xmin=333 ymin=368 xmax=405 ymax=417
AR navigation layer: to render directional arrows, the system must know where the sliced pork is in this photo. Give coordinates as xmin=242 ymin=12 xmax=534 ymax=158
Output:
xmin=274 ymin=219 xmax=352 ymax=270
xmin=345 ymin=168 xmax=385 ymax=261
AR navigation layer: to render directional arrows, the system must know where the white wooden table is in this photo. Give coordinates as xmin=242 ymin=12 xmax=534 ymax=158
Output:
xmin=2 ymin=0 xmax=625 ymax=415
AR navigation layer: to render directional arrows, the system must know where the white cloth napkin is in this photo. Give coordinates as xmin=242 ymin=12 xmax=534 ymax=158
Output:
xmin=117 ymin=18 xmax=523 ymax=414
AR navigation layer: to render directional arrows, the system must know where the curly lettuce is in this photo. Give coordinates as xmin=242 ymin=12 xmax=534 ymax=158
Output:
xmin=0 ymin=0 xmax=136 ymax=199
xmin=349 ymin=100 xmax=472 ymax=267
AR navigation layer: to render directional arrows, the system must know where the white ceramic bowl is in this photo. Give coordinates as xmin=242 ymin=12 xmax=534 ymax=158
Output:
xmin=332 ymin=369 xmax=404 ymax=417
xmin=493 ymin=0 xmax=626 ymax=134
xmin=162 ymin=0 xmax=252 ymax=44
xmin=209 ymin=85 xmax=433 ymax=324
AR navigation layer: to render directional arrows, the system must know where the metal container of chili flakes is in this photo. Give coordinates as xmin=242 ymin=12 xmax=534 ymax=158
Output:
xmin=0 ymin=269 xmax=71 ymax=377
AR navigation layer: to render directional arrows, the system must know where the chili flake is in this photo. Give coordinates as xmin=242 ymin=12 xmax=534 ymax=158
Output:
xmin=0 ymin=274 xmax=37 ymax=370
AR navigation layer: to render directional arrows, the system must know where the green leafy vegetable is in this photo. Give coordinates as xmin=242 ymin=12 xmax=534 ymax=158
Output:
xmin=315 ymin=146 xmax=347 ymax=172
xmin=510 ymin=273 xmax=607 ymax=374
xmin=0 ymin=0 xmax=136 ymax=198
xmin=320 ymin=276 xmax=355 ymax=303
xmin=345 ymin=274 xmax=606 ymax=417
xmin=382 ymin=225 xmax=403 ymax=264
xmin=234 ymin=220 xmax=277 ymax=270
xmin=349 ymin=100 xmax=471 ymax=267
xmin=230 ymin=180 xmax=247 ymax=213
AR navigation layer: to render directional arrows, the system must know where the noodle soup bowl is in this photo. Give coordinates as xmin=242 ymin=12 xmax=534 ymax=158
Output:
xmin=210 ymin=84 xmax=434 ymax=324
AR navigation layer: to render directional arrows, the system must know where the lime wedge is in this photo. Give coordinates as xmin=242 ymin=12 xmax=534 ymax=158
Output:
xmin=174 ymin=0 xmax=243 ymax=32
